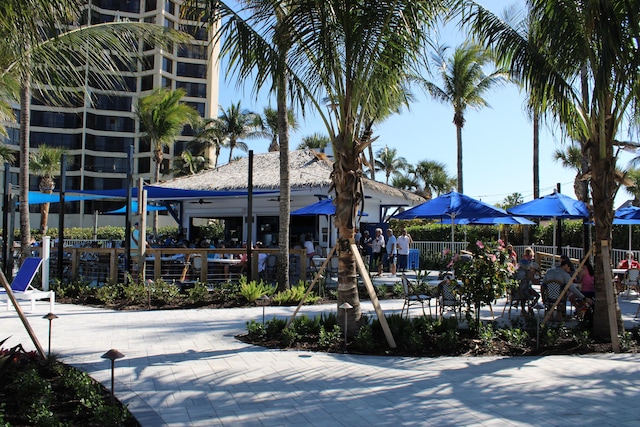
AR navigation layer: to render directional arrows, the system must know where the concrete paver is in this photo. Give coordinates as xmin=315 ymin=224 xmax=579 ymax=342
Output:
xmin=2 ymin=297 xmax=640 ymax=426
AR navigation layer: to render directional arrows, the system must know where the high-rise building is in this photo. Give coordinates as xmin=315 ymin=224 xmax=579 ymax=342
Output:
xmin=4 ymin=0 xmax=219 ymax=228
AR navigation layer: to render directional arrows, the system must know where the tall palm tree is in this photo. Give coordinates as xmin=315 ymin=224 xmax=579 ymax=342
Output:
xmin=390 ymin=175 xmax=420 ymax=193
xmin=191 ymin=118 xmax=226 ymax=168
xmin=135 ymin=88 xmax=199 ymax=235
xmin=283 ymin=0 xmax=447 ymax=333
xmin=184 ymin=0 xmax=300 ymax=290
xmin=0 ymin=0 xmax=187 ymax=259
xmin=297 ymin=133 xmax=331 ymax=150
xmin=553 ymin=144 xmax=590 ymax=202
xmin=215 ymin=102 xmax=260 ymax=163
xmin=374 ymin=147 xmax=408 ymax=185
xmin=422 ymin=42 xmax=505 ymax=193
xmin=255 ymin=106 xmax=299 ymax=152
xmin=464 ymin=0 xmax=640 ymax=340
xmin=413 ymin=159 xmax=456 ymax=199
xmin=29 ymin=145 xmax=67 ymax=234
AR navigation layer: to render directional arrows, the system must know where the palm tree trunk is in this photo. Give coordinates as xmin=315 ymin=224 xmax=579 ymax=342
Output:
xmin=456 ymin=124 xmax=463 ymax=193
xmin=590 ymin=140 xmax=623 ymax=341
xmin=40 ymin=202 xmax=50 ymax=235
xmin=533 ymin=112 xmax=539 ymax=199
xmin=153 ymin=156 xmax=161 ymax=237
xmin=333 ymin=139 xmax=362 ymax=336
xmin=19 ymin=81 xmax=31 ymax=262
xmin=276 ymin=69 xmax=290 ymax=291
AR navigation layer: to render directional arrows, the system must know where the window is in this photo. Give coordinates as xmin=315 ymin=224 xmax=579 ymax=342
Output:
xmin=176 ymin=81 xmax=207 ymax=98
xmin=86 ymin=135 xmax=133 ymax=152
xmin=177 ymin=44 xmax=207 ymax=60
xmin=177 ymin=62 xmax=206 ymax=78
xmin=141 ymin=75 xmax=154 ymax=91
xmin=93 ymin=95 xmax=132 ymax=112
xmin=162 ymin=57 xmax=173 ymax=74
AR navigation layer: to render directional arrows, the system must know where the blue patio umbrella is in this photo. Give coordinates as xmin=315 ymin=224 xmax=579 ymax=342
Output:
xmin=614 ymin=206 xmax=640 ymax=257
xmin=291 ymin=199 xmax=367 ymax=247
xmin=393 ymin=191 xmax=510 ymax=246
xmin=508 ymin=190 xmax=590 ymax=264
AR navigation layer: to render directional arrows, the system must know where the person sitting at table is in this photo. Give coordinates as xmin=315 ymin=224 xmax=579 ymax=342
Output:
xmin=256 ymin=241 xmax=268 ymax=277
xmin=522 ymin=247 xmax=534 ymax=263
xmin=618 ymin=252 xmax=640 ymax=269
xmin=304 ymin=233 xmax=316 ymax=267
xmin=506 ymin=244 xmax=517 ymax=266
xmin=576 ymin=259 xmax=595 ymax=299
xmin=543 ymin=259 xmax=588 ymax=317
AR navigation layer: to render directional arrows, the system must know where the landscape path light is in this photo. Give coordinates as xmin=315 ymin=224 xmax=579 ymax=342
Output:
xmin=339 ymin=302 xmax=353 ymax=346
xmin=257 ymin=295 xmax=271 ymax=326
xmin=101 ymin=349 xmax=125 ymax=406
xmin=42 ymin=312 xmax=58 ymax=357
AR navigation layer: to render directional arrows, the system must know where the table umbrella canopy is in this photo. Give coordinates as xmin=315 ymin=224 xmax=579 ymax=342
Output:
xmin=507 ymin=191 xmax=589 ymax=265
xmin=507 ymin=191 xmax=589 ymax=219
xmin=291 ymin=199 xmax=368 ymax=216
xmin=393 ymin=191 xmax=509 ymax=248
xmin=439 ymin=216 xmax=535 ymax=225
xmin=393 ymin=191 xmax=509 ymax=220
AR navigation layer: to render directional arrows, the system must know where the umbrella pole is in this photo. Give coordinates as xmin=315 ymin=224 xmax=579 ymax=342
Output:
xmin=552 ymin=218 xmax=557 ymax=267
xmin=451 ymin=214 xmax=455 ymax=251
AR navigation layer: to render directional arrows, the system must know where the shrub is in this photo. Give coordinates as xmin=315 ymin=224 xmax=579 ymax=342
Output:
xmin=271 ymin=282 xmax=319 ymax=305
xmin=123 ymin=282 xmax=148 ymax=304
xmin=289 ymin=315 xmax=321 ymax=337
xmin=319 ymin=311 xmax=338 ymax=331
xmin=186 ymin=282 xmax=209 ymax=303
xmin=96 ymin=283 xmax=122 ymax=305
xmin=318 ymin=325 xmax=342 ymax=349
xmin=499 ymin=328 xmax=530 ymax=348
xmin=281 ymin=328 xmax=300 ymax=347
xmin=149 ymin=280 xmax=182 ymax=304
xmin=352 ymin=325 xmax=376 ymax=353
xmin=265 ymin=317 xmax=287 ymax=339
xmin=238 ymin=276 xmax=274 ymax=303
xmin=246 ymin=320 xmax=266 ymax=341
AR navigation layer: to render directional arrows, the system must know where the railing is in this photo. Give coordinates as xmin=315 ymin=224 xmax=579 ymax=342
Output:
xmin=43 ymin=247 xmax=307 ymax=285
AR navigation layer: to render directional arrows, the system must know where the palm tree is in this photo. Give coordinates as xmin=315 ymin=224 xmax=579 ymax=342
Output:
xmin=623 ymin=169 xmax=640 ymax=206
xmin=283 ymin=0 xmax=448 ymax=333
xmin=191 ymin=118 xmax=226 ymax=168
xmin=464 ymin=0 xmax=640 ymax=341
xmin=171 ymin=150 xmax=207 ymax=177
xmin=0 ymin=0 xmax=187 ymax=259
xmin=390 ymin=175 xmax=420 ymax=193
xmin=422 ymin=42 xmax=505 ymax=193
xmin=297 ymin=133 xmax=331 ymax=150
xmin=255 ymin=106 xmax=299 ymax=152
xmin=215 ymin=102 xmax=260 ymax=163
xmin=553 ymin=144 xmax=589 ymax=202
xmin=135 ymin=88 xmax=199 ymax=235
xmin=29 ymin=145 xmax=67 ymax=234
xmin=413 ymin=160 xmax=456 ymax=199
xmin=374 ymin=147 xmax=408 ymax=185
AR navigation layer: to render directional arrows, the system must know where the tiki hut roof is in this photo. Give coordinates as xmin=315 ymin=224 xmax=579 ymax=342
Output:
xmin=159 ymin=149 xmax=424 ymax=203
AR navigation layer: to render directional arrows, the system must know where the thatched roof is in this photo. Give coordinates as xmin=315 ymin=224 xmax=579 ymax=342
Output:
xmin=159 ymin=149 xmax=424 ymax=203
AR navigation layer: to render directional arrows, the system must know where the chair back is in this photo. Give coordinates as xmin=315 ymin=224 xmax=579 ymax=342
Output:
xmin=543 ymin=280 xmax=564 ymax=301
xmin=401 ymin=274 xmax=410 ymax=295
xmin=439 ymin=281 xmax=458 ymax=305
xmin=267 ymin=254 xmax=277 ymax=268
xmin=627 ymin=268 xmax=640 ymax=282
xmin=11 ymin=258 xmax=43 ymax=292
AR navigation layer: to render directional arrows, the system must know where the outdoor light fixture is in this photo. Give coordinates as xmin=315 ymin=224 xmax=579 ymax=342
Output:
xmin=534 ymin=303 xmax=545 ymax=350
xmin=339 ymin=302 xmax=353 ymax=346
xmin=42 ymin=312 xmax=58 ymax=357
xmin=257 ymin=295 xmax=271 ymax=326
xmin=101 ymin=349 xmax=125 ymax=406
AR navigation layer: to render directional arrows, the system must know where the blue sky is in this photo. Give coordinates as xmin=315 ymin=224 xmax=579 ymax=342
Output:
xmin=214 ymin=0 xmax=636 ymax=208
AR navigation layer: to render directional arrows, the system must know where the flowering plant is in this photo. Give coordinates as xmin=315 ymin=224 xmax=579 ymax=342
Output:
xmin=451 ymin=240 xmax=514 ymax=326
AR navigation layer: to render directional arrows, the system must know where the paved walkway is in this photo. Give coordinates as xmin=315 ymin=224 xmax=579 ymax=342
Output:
xmin=3 ymin=296 xmax=640 ymax=426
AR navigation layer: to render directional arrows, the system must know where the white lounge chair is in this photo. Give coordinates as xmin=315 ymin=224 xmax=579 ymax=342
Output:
xmin=1 ymin=258 xmax=54 ymax=312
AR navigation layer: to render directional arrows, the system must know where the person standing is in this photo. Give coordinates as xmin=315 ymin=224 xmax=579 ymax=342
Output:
xmin=385 ymin=228 xmax=397 ymax=276
xmin=360 ymin=229 xmax=372 ymax=266
xmin=371 ymin=228 xmax=385 ymax=276
xmin=396 ymin=228 xmax=412 ymax=272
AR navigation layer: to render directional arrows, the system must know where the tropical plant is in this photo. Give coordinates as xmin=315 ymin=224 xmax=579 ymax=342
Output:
xmin=0 ymin=144 xmax=16 ymax=165
xmin=29 ymin=144 xmax=68 ymax=234
xmin=135 ymin=88 xmax=199 ymax=235
xmin=463 ymin=0 xmax=640 ymax=341
xmin=0 ymin=0 xmax=187 ymax=260
xmin=451 ymin=239 xmax=512 ymax=329
xmin=553 ymin=144 xmax=589 ymax=202
xmin=191 ymin=118 xmax=226 ymax=168
xmin=624 ymin=169 xmax=640 ymax=206
xmin=171 ymin=149 xmax=207 ymax=177
xmin=412 ymin=159 xmax=456 ymax=199
xmin=254 ymin=106 xmax=299 ymax=152
xmin=214 ymin=102 xmax=260 ymax=163
xmin=374 ymin=146 xmax=408 ymax=185
xmin=422 ymin=41 xmax=505 ymax=193
xmin=298 ymin=132 xmax=331 ymax=150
